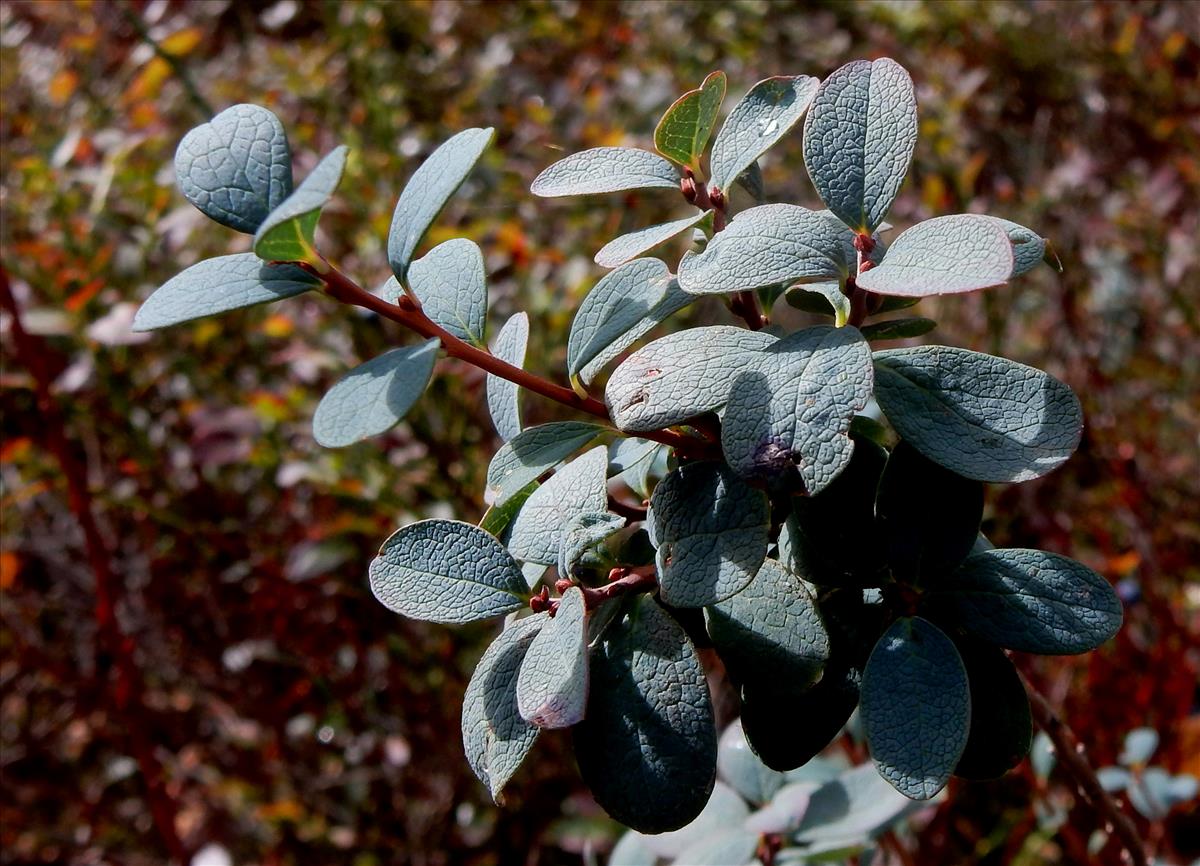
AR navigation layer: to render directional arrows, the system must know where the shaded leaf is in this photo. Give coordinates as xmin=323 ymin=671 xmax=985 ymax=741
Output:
xmin=952 ymin=637 xmax=1032 ymax=780
xmin=368 ymin=519 xmax=528 ymax=623
xmin=645 ymin=781 xmax=749 ymax=858
xmin=717 ymin=718 xmax=787 ymax=806
xmin=133 ymin=254 xmax=318 ymax=331
xmin=784 ymin=281 xmax=851 ymax=326
xmin=531 ymin=147 xmax=679 ymax=197
xmin=873 ymin=346 xmax=1083 ymax=482
xmin=860 ymin=317 xmax=937 ymax=341
xmin=986 ymin=216 xmax=1047 ymax=277
xmin=253 ymin=145 xmax=347 ymax=262
xmin=486 ymin=422 xmax=607 ymax=506
xmin=792 ymin=764 xmax=920 ymax=846
xmin=312 ymin=339 xmax=439 ymax=447
xmin=710 ymin=75 xmax=820 ymax=190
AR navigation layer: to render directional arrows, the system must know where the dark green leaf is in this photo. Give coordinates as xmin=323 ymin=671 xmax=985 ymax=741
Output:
xmin=876 ymin=441 xmax=983 ymax=585
xmin=861 ymin=616 xmax=970 ymax=799
xmin=650 ymin=461 xmax=770 ymax=608
xmin=175 ymin=103 xmax=293 ymax=233
xmin=873 ymin=346 xmax=1083 ymax=482
xmin=368 ymin=519 xmax=528 ymax=623
xmin=654 ymin=71 xmax=726 ymax=170
xmin=574 ymin=596 xmax=717 ymax=834
xmin=931 ymin=549 xmax=1123 ymax=654
xmin=952 ymin=637 xmax=1032 ymax=780
xmin=253 ymin=145 xmax=348 ymax=262
xmin=860 ymin=317 xmax=937 ymax=341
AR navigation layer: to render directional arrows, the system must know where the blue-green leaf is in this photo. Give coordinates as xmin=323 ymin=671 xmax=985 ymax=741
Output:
xmin=175 ymin=103 xmax=293 ymax=233
xmin=645 ymin=781 xmax=749 ymax=859
xmin=579 ymin=279 xmax=695 ymax=387
xmin=677 ymin=204 xmax=845 ymax=295
xmin=802 ymin=59 xmax=917 ymax=233
xmin=462 ymin=614 xmax=546 ymax=802
xmin=311 ymin=339 xmax=439 ymax=447
xmin=873 ymin=346 xmax=1083 ymax=482
xmin=986 ymin=216 xmax=1047 ymax=277
xmin=792 ymin=764 xmax=920 ymax=847
xmin=253 ymin=145 xmax=347 ymax=262
xmin=722 ymin=325 xmax=873 ymax=494
xmin=856 ymin=215 xmax=1014 ymax=297
xmin=574 ymin=596 xmax=717 ymax=834
xmin=952 ymin=637 xmax=1032 ymax=780
xmin=486 ymin=312 xmax=529 ymax=441
xmin=717 ymin=719 xmax=787 ymax=806
xmin=709 ymin=75 xmax=820 ymax=190
xmin=407 ymin=238 xmax=488 ymax=346
xmin=931 ymin=548 xmax=1123 ymax=654
xmin=654 ymin=71 xmax=727 ymax=171
xmin=557 ymin=511 xmax=624 ymax=579
xmin=876 ymin=441 xmax=983 ymax=586
xmin=515 ymin=587 xmax=590 ymax=728
xmin=1119 ymin=728 xmax=1160 ymax=767
xmin=1098 ymin=766 xmax=1133 ymax=792
xmin=531 ymin=147 xmax=679 ymax=197
xmin=132 ymin=253 xmax=319 ymax=331
xmin=594 ymin=212 xmax=711 ymax=268
xmin=650 ymin=461 xmax=770 ymax=607
xmin=369 ymin=519 xmax=528 ymax=623
xmin=507 ymin=446 xmax=609 ymax=565
xmin=605 ymin=326 xmax=776 ymax=432
xmin=670 ymin=828 xmax=759 ymax=866
xmin=486 ymin=421 xmax=607 ymax=506
xmin=705 ymin=559 xmax=829 ymax=687
xmin=568 ymin=258 xmax=676 ymax=380
xmin=387 ymin=127 xmax=493 ymax=280
xmin=861 ymin=617 xmax=970 ymax=800
xmin=609 ymin=832 xmax=658 ymax=866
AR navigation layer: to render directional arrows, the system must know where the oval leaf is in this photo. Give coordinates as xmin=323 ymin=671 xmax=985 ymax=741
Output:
xmin=856 ymin=214 xmax=1014 ymax=297
xmin=462 ymin=614 xmax=546 ymax=802
xmin=175 ymin=103 xmax=293 ymax=233
xmin=654 ymin=71 xmax=727 ymax=170
xmin=573 ymin=596 xmax=717 ymax=834
xmin=486 ymin=312 xmax=529 ymax=441
xmin=710 ymin=75 xmax=820 ymax=191
xmin=677 ymin=204 xmax=845 ymax=295
xmin=531 ymin=147 xmax=679 ymax=197
xmin=802 ymin=58 xmax=917 ymax=233
xmin=952 ymin=637 xmax=1032 ymax=780
xmin=507 ymin=446 xmax=609 ymax=565
xmin=594 ymin=211 xmax=711 ymax=268
xmin=717 ymin=719 xmax=787 ymax=806
xmin=312 ymin=339 xmax=439 ymax=447
xmin=873 ymin=345 xmax=1084 ymax=482
xmin=722 ymin=325 xmax=873 ymax=494
xmin=931 ymin=548 xmax=1123 ymax=654
xmin=568 ymin=258 xmax=676 ymax=380
xmin=388 ymin=127 xmax=493 ymax=280
xmin=369 ymin=519 xmax=528 ymax=623
xmin=645 ymin=780 xmax=749 ymax=858
xmin=986 ymin=216 xmax=1047 ymax=277
xmin=860 ymin=317 xmax=937 ymax=341
xmin=486 ymin=421 xmax=607 ymax=507
xmin=558 ymin=511 xmax=625 ymax=579
xmin=650 ymin=461 xmax=770 ymax=608
xmin=876 ymin=440 xmax=983 ymax=586
xmin=408 ymin=237 xmax=488 ymax=346
xmin=132 ymin=253 xmax=319 ymax=331
xmin=253 ymin=145 xmax=348 ymax=262
xmin=605 ymin=326 xmax=777 ymax=432
xmin=861 ymin=616 xmax=970 ymax=800
xmin=705 ymin=559 xmax=829 ymax=687
xmin=793 ymin=764 xmax=918 ymax=846
xmin=579 ymin=280 xmax=695 ymax=387
xmin=516 ymin=587 xmax=590 ymax=728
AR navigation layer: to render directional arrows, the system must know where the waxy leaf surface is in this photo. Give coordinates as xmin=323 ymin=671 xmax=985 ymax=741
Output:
xmin=594 ymin=212 xmax=711 ymax=268
xmin=516 ymin=587 xmax=589 ymax=728
xmin=175 ymin=103 xmax=293 ymax=233
xmin=486 ymin=312 xmax=529 ymax=441
xmin=650 ymin=461 xmax=769 ymax=607
xmin=722 ymin=325 xmax=872 ymax=494
xmin=932 ymin=549 xmax=1123 ymax=654
xmin=462 ymin=614 xmax=546 ymax=801
xmin=654 ymin=71 xmax=726 ymax=170
xmin=709 ymin=75 xmax=819 ymax=190
xmin=531 ymin=147 xmax=679 ymax=197
xmin=677 ymin=205 xmax=844 ymax=295
xmin=986 ymin=216 xmax=1046 ymax=277
xmin=856 ymin=214 xmax=1014 ymax=297
xmin=861 ymin=616 xmax=970 ymax=799
xmin=388 ymin=127 xmax=493 ymax=280
xmin=568 ymin=258 xmax=675 ymax=380
xmin=507 ymin=446 xmax=609 ymax=565
xmin=133 ymin=253 xmax=319 ymax=331
xmin=369 ymin=519 xmax=527 ymax=623
xmin=606 ymin=326 xmax=776 ymax=432
xmin=253 ymin=145 xmax=347 ymax=261
xmin=803 ymin=59 xmax=917 ymax=233
xmin=873 ymin=346 xmax=1083 ymax=482
xmin=557 ymin=511 xmax=624 ymax=579
xmin=486 ymin=422 xmax=607 ymax=506
xmin=574 ymin=597 xmax=717 ymax=834
xmin=407 ymin=237 xmax=488 ymax=346
xmin=312 ymin=339 xmax=439 ymax=447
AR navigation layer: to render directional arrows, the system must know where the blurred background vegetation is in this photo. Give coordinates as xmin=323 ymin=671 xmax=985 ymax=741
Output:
xmin=1 ymin=1 xmax=1198 ymax=864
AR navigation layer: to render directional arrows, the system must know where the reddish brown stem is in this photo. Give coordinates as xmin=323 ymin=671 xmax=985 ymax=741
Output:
xmin=1025 ymin=679 xmax=1148 ymax=866
xmin=579 ymin=566 xmax=658 ymax=610
xmin=310 ymin=262 xmax=712 ymax=457
xmin=0 ymin=265 xmax=187 ymax=863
